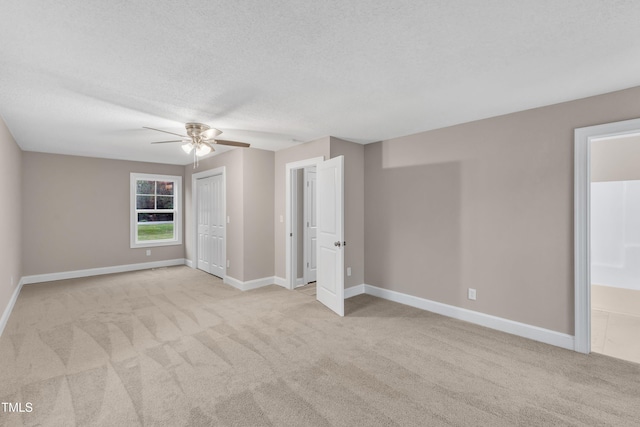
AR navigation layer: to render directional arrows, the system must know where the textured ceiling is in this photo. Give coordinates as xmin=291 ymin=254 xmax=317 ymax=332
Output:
xmin=2 ymin=1 xmax=640 ymax=165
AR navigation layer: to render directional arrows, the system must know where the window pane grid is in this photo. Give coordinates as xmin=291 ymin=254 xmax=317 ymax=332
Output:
xmin=134 ymin=178 xmax=177 ymax=243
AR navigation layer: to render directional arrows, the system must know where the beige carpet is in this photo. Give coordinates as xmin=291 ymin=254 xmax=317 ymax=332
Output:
xmin=1 ymin=266 xmax=639 ymax=426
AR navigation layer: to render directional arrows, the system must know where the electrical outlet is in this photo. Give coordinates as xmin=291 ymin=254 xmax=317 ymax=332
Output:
xmin=10 ymin=276 xmax=14 ymax=286
xmin=280 ymin=215 xmax=284 ymax=223
xmin=227 ymin=216 xmax=230 ymax=224
xmin=468 ymin=288 xmax=477 ymax=300
xmin=347 ymin=267 xmax=352 ymax=277
xmin=146 ymin=249 xmax=151 ymax=256
xmin=227 ymin=260 xmax=230 ymax=268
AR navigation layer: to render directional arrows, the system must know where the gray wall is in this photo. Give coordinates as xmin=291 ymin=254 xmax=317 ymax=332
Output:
xmin=592 ymin=134 xmax=640 ymax=182
xmin=184 ymin=147 xmax=275 ymax=282
xmin=242 ymin=148 xmax=275 ymax=281
xmin=0 ymin=117 xmax=22 ymax=318
xmin=365 ymin=86 xmax=640 ymax=335
xmin=22 ymin=152 xmax=185 ymax=276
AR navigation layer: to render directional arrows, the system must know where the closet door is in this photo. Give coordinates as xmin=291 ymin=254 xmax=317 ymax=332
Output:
xmin=197 ymin=174 xmax=225 ymax=277
xmin=210 ymin=174 xmax=225 ymax=278
xmin=196 ymin=176 xmax=213 ymax=273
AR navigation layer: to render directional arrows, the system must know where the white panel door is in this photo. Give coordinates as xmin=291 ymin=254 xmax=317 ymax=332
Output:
xmin=197 ymin=175 xmax=225 ymax=278
xmin=316 ymin=156 xmax=344 ymax=316
xmin=304 ymin=168 xmax=317 ymax=283
xmin=210 ymin=174 xmax=225 ymax=278
xmin=197 ymin=177 xmax=212 ymax=273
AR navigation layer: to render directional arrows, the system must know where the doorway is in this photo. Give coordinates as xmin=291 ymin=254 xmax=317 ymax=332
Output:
xmin=574 ymin=117 xmax=640 ymax=354
xmin=589 ymin=134 xmax=640 ymax=363
xmin=192 ymin=167 xmax=226 ymax=279
xmin=285 ymin=156 xmax=345 ymax=316
xmin=286 ymin=159 xmax=321 ymax=289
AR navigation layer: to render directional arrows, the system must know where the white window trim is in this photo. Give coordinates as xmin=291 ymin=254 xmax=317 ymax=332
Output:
xmin=130 ymin=172 xmax=183 ymax=248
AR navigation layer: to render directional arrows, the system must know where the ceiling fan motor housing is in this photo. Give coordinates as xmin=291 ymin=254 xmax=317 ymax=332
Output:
xmin=185 ymin=122 xmax=210 ymax=137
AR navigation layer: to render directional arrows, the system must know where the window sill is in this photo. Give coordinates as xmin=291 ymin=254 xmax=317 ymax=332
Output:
xmin=130 ymin=240 xmax=183 ymax=249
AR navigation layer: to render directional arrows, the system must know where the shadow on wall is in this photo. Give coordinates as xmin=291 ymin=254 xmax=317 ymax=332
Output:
xmin=365 ymin=159 xmax=462 ymax=305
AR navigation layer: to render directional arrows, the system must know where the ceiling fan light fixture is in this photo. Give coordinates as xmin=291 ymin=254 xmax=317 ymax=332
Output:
xmin=181 ymin=142 xmax=194 ymax=154
xmin=145 ymin=123 xmax=249 ymax=168
xmin=195 ymin=143 xmax=212 ymax=157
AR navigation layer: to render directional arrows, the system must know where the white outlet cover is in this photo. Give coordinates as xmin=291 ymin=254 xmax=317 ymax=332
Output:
xmin=347 ymin=267 xmax=352 ymax=277
xmin=468 ymin=288 xmax=477 ymax=300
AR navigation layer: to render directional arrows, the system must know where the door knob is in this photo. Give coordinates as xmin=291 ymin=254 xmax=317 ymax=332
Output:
xmin=334 ymin=241 xmax=341 ymax=247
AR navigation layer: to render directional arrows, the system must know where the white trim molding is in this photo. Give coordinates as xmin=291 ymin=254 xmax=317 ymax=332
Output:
xmin=224 ymin=276 xmax=288 ymax=292
xmin=273 ymin=276 xmax=287 ymax=288
xmin=22 ymin=259 xmax=187 ymax=285
xmin=185 ymin=259 xmax=194 ymax=268
xmin=574 ymin=117 xmax=640 ymax=354
xmin=357 ymin=284 xmax=574 ymax=351
xmin=344 ymin=284 xmax=365 ymax=299
xmin=130 ymin=173 xmax=183 ymax=249
xmin=0 ymin=278 xmax=24 ymax=337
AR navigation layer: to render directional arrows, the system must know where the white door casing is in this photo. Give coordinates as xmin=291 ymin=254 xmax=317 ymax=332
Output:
xmin=316 ymin=155 xmax=345 ymax=316
xmin=304 ymin=167 xmax=317 ymax=284
xmin=574 ymin=117 xmax=640 ymax=354
xmin=285 ymin=157 xmax=324 ymax=290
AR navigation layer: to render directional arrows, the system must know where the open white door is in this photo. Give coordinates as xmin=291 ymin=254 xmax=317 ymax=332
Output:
xmin=316 ymin=156 xmax=344 ymax=316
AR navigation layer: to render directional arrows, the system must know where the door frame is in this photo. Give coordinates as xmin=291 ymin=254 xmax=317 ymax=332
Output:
xmin=192 ymin=166 xmax=226 ymax=280
xmin=574 ymin=117 xmax=640 ymax=354
xmin=285 ymin=157 xmax=324 ymax=290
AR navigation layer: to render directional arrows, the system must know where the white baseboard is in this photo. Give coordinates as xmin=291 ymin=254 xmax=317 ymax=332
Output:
xmin=273 ymin=276 xmax=287 ymax=288
xmin=296 ymin=277 xmax=304 ymax=286
xmin=21 ymin=259 xmax=187 ymax=285
xmin=362 ymin=284 xmax=575 ymax=351
xmin=344 ymin=284 xmax=365 ymax=299
xmin=224 ymin=276 xmax=282 ymax=292
xmin=185 ymin=259 xmax=194 ymax=268
xmin=0 ymin=278 xmax=24 ymax=337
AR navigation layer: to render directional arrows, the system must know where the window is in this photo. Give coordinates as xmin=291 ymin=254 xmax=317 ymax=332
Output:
xmin=130 ymin=173 xmax=182 ymax=248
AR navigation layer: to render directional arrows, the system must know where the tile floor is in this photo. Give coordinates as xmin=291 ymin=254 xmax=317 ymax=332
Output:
xmin=591 ymin=284 xmax=640 ymax=364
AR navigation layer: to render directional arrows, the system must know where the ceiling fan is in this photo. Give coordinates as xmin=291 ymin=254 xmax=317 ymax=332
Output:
xmin=144 ymin=122 xmax=250 ymax=161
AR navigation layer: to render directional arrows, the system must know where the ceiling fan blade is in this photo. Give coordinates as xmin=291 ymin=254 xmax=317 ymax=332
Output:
xmin=215 ymin=139 xmax=251 ymax=148
xmin=201 ymin=128 xmax=222 ymax=140
xmin=150 ymin=140 xmax=184 ymax=144
xmin=143 ymin=127 xmax=187 ymax=138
